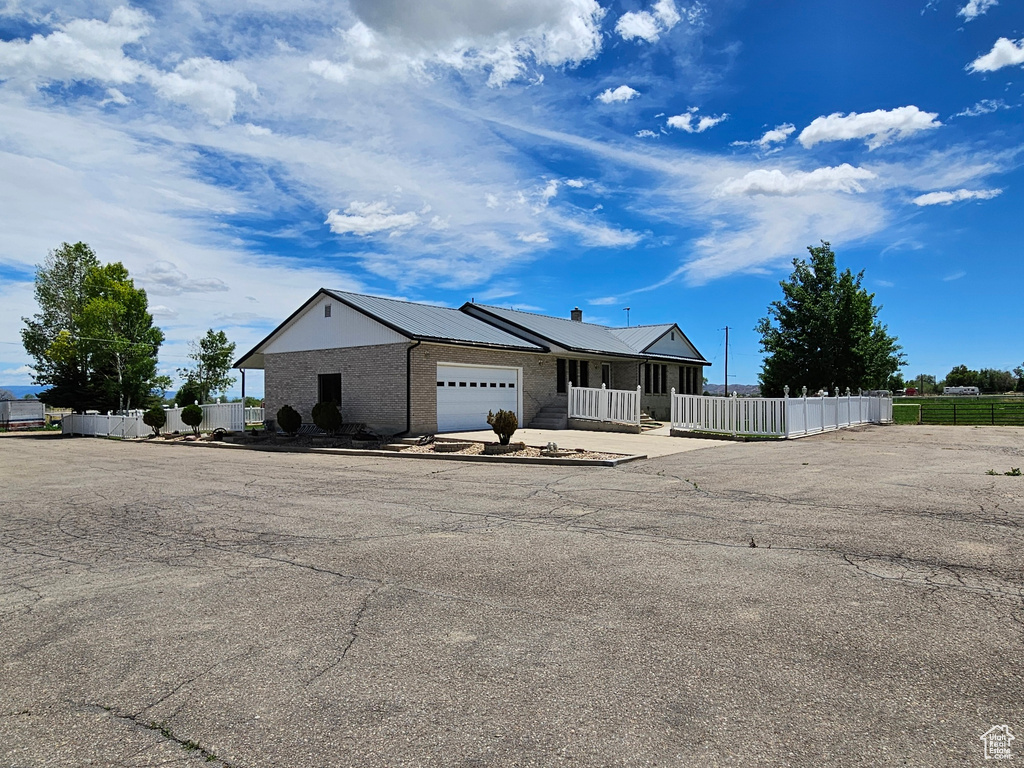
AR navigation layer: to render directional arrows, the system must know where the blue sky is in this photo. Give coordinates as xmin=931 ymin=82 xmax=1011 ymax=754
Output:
xmin=1 ymin=0 xmax=1022 ymax=396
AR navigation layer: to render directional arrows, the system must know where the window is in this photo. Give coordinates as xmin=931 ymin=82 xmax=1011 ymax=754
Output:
xmin=652 ymin=364 xmax=660 ymax=394
xmin=644 ymin=363 xmax=651 ymax=394
xmin=490 ymin=382 xmax=497 ymax=387
xmin=660 ymin=365 xmax=668 ymax=394
xmin=679 ymin=366 xmax=687 ymax=394
xmin=459 ymin=382 xmax=467 ymax=387
xmin=580 ymin=360 xmax=589 ymax=388
xmin=470 ymin=382 xmax=477 ymax=387
xmin=437 ymin=381 xmax=444 ymax=387
xmin=557 ymin=358 xmax=566 ymax=393
xmin=568 ymin=359 xmax=578 ymax=388
xmin=499 ymin=383 xmax=506 ymax=388
xmin=318 ymin=373 xmax=341 ymax=404
xmin=324 ymin=304 xmax=331 ymax=318
xmin=670 ymin=331 xmax=674 ymax=340
xmin=602 ymin=363 xmax=611 ymax=388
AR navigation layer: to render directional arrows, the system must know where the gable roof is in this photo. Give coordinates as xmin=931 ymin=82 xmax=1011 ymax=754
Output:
xmin=325 ymin=291 xmax=544 ymax=351
xmin=234 ymin=289 xmax=544 ymax=367
xmin=463 ymin=304 xmax=708 ymax=363
xmin=609 ymin=324 xmax=675 ymax=351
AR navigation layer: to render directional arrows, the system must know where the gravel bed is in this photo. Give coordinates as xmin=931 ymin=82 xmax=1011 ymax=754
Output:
xmin=404 ymin=441 xmax=626 ymax=461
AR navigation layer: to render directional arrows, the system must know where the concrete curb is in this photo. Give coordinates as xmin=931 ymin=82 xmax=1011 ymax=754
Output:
xmin=133 ymin=436 xmax=647 ymax=467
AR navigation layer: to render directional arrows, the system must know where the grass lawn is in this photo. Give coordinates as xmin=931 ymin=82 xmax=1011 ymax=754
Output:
xmin=894 ymin=396 xmax=1024 ymax=426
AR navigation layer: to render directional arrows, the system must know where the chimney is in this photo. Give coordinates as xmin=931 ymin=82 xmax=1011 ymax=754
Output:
xmin=570 ymin=307 xmax=583 ymax=322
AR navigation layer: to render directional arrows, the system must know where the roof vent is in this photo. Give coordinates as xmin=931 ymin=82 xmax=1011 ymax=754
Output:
xmin=570 ymin=307 xmax=582 ymax=322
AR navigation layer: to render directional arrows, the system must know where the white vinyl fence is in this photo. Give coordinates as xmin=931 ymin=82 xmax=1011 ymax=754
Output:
xmin=670 ymin=390 xmax=892 ymax=438
xmin=63 ymin=403 xmax=265 ymax=438
xmin=568 ymin=382 xmax=641 ymax=425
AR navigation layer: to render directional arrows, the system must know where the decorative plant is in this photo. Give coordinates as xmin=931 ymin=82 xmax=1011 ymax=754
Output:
xmin=180 ymin=404 xmax=203 ymax=436
xmin=143 ymin=407 xmax=167 ymax=436
xmin=276 ymin=404 xmax=302 ymax=436
xmin=487 ymin=409 xmax=518 ymax=446
xmin=311 ymin=400 xmax=342 ymax=435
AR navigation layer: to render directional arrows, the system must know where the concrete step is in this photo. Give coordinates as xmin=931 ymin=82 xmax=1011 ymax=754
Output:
xmin=528 ymin=417 xmax=568 ymax=429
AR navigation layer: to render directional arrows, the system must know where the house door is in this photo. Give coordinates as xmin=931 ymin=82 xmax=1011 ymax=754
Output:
xmin=436 ymin=364 xmax=520 ymax=432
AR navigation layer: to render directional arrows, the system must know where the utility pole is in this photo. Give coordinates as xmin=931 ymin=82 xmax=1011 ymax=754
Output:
xmin=724 ymin=326 xmax=729 ymax=396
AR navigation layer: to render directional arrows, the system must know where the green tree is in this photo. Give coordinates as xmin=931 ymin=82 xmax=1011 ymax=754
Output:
xmin=176 ymin=329 xmax=236 ymax=404
xmin=20 ymin=243 xmax=163 ymax=412
xmin=1014 ymin=364 xmax=1024 ymax=393
xmin=977 ymin=368 xmax=1015 ymax=393
xmin=756 ymin=241 xmax=905 ymax=396
xmin=944 ymin=365 xmax=979 ymax=388
xmin=20 ymin=242 xmax=100 ymax=409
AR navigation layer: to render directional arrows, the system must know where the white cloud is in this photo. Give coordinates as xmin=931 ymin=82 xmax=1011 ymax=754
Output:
xmin=343 ymin=0 xmax=607 ymax=87
xmin=943 ymin=270 xmax=967 ymax=281
xmin=798 ymin=106 xmax=941 ymax=150
xmin=565 ymin=178 xmax=586 ymax=188
xmin=732 ymin=123 xmax=795 ymax=151
xmin=140 ymin=261 xmax=230 ymax=295
xmin=912 ymin=188 xmax=1002 ymax=205
xmin=149 ymin=305 xmax=180 ymax=319
xmin=968 ymin=38 xmax=1024 ymax=73
xmin=326 ymin=201 xmax=420 ymax=236
xmin=149 ymin=58 xmax=258 ymax=125
xmin=955 ymin=99 xmax=1008 ymax=117
xmin=615 ymin=0 xmax=686 ymax=43
xmin=958 ymin=0 xmax=997 ymax=21
xmin=667 ymin=107 xmax=728 ymax=133
xmin=597 ymin=85 xmax=640 ymax=104
xmin=635 ymin=129 xmax=658 ymax=138
xmin=0 ymin=6 xmax=255 ymax=123
xmin=555 ymin=215 xmax=643 ymax=247
xmin=518 ymin=232 xmax=550 ymax=243
xmin=587 ymin=296 xmax=619 ymax=305
xmin=716 ymin=164 xmax=877 ymax=196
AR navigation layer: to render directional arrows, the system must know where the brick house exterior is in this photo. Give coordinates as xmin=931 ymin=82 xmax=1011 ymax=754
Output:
xmin=238 ymin=290 xmax=709 ymax=435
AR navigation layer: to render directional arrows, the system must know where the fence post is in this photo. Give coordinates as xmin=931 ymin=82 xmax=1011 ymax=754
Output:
xmin=567 ymin=380 xmax=573 ymax=420
xmin=599 ymin=383 xmax=607 ymax=421
xmin=636 ymin=385 xmax=642 ymax=425
xmin=671 ymin=387 xmax=676 ymax=428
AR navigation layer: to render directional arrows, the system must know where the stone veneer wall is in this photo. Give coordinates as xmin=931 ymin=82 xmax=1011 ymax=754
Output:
xmin=263 ymin=343 xmax=409 ymax=433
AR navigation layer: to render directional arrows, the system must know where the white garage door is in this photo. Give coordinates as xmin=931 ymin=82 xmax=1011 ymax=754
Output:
xmin=436 ymin=364 xmax=519 ymax=432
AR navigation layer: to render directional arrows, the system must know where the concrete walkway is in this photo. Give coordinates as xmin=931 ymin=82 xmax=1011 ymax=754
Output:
xmin=441 ymin=424 xmax=723 ymax=458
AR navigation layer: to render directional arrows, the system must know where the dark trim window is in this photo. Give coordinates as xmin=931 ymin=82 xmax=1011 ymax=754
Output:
xmin=579 ymin=360 xmax=589 ymax=388
xmin=324 ymin=304 xmax=331 ymax=318
xmin=557 ymin=358 xmax=566 ymax=393
xmin=660 ymin=364 xmax=668 ymax=394
xmin=602 ymin=363 xmax=611 ymax=388
xmin=318 ymin=373 xmax=341 ymax=404
xmin=644 ymin=363 xmax=651 ymax=394
xmin=568 ymin=359 xmax=578 ymax=388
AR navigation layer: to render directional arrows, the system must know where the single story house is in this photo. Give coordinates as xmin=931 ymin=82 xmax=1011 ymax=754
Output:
xmin=235 ymin=290 xmax=709 ymax=435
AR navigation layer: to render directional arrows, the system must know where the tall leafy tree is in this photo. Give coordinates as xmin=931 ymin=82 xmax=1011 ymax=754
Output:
xmin=20 ymin=243 xmax=164 ymax=412
xmin=177 ymin=329 xmax=236 ymax=403
xmin=944 ymin=365 xmax=979 ymax=388
xmin=20 ymin=242 xmax=99 ymax=408
xmin=756 ymin=241 xmax=905 ymax=396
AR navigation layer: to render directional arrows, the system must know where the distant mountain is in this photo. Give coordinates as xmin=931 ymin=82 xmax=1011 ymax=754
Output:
xmin=0 ymin=385 xmax=45 ymax=399
xmin=704 ymin=383 xmax=762 ymax=397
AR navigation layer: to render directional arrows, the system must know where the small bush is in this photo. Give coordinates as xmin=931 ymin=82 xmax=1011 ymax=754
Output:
xmin=180 ymin=404 xmax=203 ymax=435
xmin=277 ymin=404 xmax=302 ymax=435
xmin=143 ymin=407 xmax=167 ymax=436
xmin=311 ymin=400 xmax=342 ymax=434
xmin=487 ymin=409 xmax=518 ymax=446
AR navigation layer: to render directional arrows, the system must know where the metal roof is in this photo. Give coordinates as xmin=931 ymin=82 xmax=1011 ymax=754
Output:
xmin=325 ymin=291 xmax=545 ymax=351
xmin=609 ymin=324 xmax=674 ymax=351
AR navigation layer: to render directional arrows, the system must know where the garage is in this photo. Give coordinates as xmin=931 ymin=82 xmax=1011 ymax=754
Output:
xmin=436 ymin=364 xmax=520 ymax=432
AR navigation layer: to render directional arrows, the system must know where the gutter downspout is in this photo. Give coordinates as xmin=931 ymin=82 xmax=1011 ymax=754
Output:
xmin=400 ymin=340 xmax=421 ymax=437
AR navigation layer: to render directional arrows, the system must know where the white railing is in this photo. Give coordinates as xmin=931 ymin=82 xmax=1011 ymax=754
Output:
xmin=670 ymin=390 xmax=892 ymax=438
xmin=62 ymin=402 xmax=264 ymax=438
xmin=568 ymin=382 xmax=641 ymax=425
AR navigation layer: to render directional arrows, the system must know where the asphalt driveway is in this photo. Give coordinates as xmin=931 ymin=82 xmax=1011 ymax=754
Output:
xmin=1 ymin=426 xmax=1022 ymax=766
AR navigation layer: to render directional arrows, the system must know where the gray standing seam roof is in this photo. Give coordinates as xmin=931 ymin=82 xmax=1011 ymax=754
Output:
xmin=609 ymin=324 xmax=675 ymax=351
xmin=325 ymin=290 xmax=544 ymax=351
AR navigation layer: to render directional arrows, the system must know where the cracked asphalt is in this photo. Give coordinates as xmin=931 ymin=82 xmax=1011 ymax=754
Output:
xmin=1 ymin=425 xmax=1022 ymax=767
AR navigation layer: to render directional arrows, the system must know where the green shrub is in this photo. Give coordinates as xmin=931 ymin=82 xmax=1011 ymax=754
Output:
xmin=487 ymin=409 xmax=518 ymax=445
xmin=311 ymin=400 xmax=342 ymax=434
xmin=180 ymin=404 xmax=203 ymax=435
xmin=277 ymin=404 xmax=302 ymax=435
xmin=143 ymin=407 xmax=167 ymax=436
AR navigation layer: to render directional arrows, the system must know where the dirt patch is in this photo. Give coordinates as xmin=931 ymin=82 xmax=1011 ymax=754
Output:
xmin=405 ymin=441 xmax=625 ymax=461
